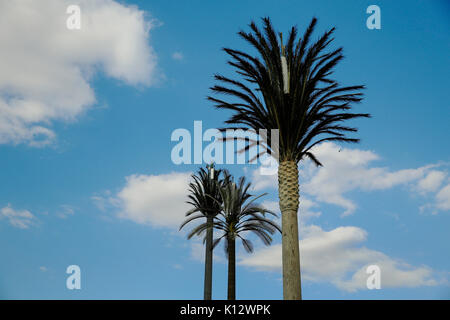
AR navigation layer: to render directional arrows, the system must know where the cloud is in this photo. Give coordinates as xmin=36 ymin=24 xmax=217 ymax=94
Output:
xmin=0 ymin=0 xmax=159 ymax=146
xmin=298 ymin=198 xmax=322 ymax=221
xmin=115 ymin=172 xmax=192 ymax=229
xmin=417 ymin=171 xmax=446 ymax=194
xmin=435 ymin=184 xmax=450 ymax=211
xmin=56 ymin=204 xmax=75 ymax=219
xmin=0 ymin=204 xmax=36 ymax=229
xmin=91 ymin=190 xmax=119 ymax=212
xmin=171 ymin=52 xmax=184 ymax=61
xmin=301 ymin=143 xmax=436 ymax=216
xmin=250 ymin=142 xmax=445 ymax=216
xmin=239 ymin=224 xmax=442 ymax=291
xmin=335 ymin=259 xmax=438 ymax=292
xmin=419 ymin=182 xmax=450 ymax=214
xmin=97 ymin=170 xmax=244 ymax=263
xmin=261 ymin=200 xmax=279 ymax=213
xmin=93 ymin=171 xmax=238 ymax=249
xmin=39 ymin=266 xmax=48 ymax=272
xmin=251 ymin=167 xmax=278 ymax=191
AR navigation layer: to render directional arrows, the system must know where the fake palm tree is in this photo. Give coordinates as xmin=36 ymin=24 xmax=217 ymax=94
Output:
xmin=212 ymin=174 xmax=280 ymax=300
xmin=208 ymin=17 xmax=369 ymax=299
xmin=179 ymin=164 xmax=225 ymax=300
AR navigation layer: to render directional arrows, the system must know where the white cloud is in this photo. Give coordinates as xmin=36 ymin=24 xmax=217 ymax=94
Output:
xmin=251 ymin=166 xmax=277 ymax=191
xmin=39 ymin=266 xmax=48 ymax=272
xmin=250 ymin=142 xmax=444 ymax=216
xmin=56 ymin=204 xmax=75 ymax=219
xmin=417 ymin=171 xmax=446 ymax=194
xmin=435 ymin=184 xmax=450 ymax=211
xmin=301 ymin=143 xmax=435 ymax=216
xmin=335 ymin=259 xmax=438 ymax=292
xmin=0 ymin=0 xmax=159 ymax=146
xmin=94 ymin=171 xmax=239 ymax=246
xmin=115 ymin=172 xmax=192 ymax=229
xmin=91 ymin=190 xmax=119 ymax=212
xmin=239 ymin=224 xmax=442 ymax=291
xmin=171 ymin=52 xmax=184 ymax=61
xmin=0 ymin=204 xmax=36 ymax=229
xmin=419 ymin=182 xmax=450 ymax=214
xmin=99 ymin=170 xmax=260 ymax=263
xmin=261 ymin=200 xmax=279 ymax=213
xmin=299 ymin=198 xmax=322 ymax=222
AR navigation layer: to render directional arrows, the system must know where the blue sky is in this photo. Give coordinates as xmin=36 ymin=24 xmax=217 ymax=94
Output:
xmin=0 ymin=0 xmax=449 ymax=299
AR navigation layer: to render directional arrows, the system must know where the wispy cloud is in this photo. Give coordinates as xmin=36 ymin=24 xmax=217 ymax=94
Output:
xmin=250 ymin=142 xmax=449 ymax=216
xmin=0 ymin=204 xmax=36 ymax=229
xmin=56 ymin=205 xmax=75 ymax=219
xmin=435 ymin=184 xmax=450 ymax=211
xmin=171 ymin=51 xmax=184 ymax=61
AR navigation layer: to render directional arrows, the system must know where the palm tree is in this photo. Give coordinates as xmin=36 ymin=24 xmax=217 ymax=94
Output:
xmin=208 ymin=17 xmax=370 ymax=299
xmin=179 ymin=164 xmax=225 ymax=300
xmin=211 ymin=173 xmax=280 ymax=300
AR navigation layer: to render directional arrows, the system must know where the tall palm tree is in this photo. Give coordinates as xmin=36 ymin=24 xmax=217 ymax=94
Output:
xmin=211 ymin=174 xmax=280 ymax=300
xmin=179 ymin=164 xmax=224 ymax=300
xmin=208 ymin=17 xmax=370 ymax=299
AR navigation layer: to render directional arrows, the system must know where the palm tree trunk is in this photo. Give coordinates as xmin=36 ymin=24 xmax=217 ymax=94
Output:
xmin=278 ymin=160 xmax=302 ymax=300
xmin=227 ymin=236 xmax=236 ymax=300
xmin=204 ymin=215 xmax=213 ymax=300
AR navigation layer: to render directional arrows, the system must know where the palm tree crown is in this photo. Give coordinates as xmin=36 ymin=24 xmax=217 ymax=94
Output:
xmin=208 ymin=17 xmax=370 ymax=165
xmin=212 ymin=173 xmax=280 ymax=300
xmin=213 ymin=174 xmax=280 ymax=252
xmin=180 ymin=164 xmax=224 ymax=236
